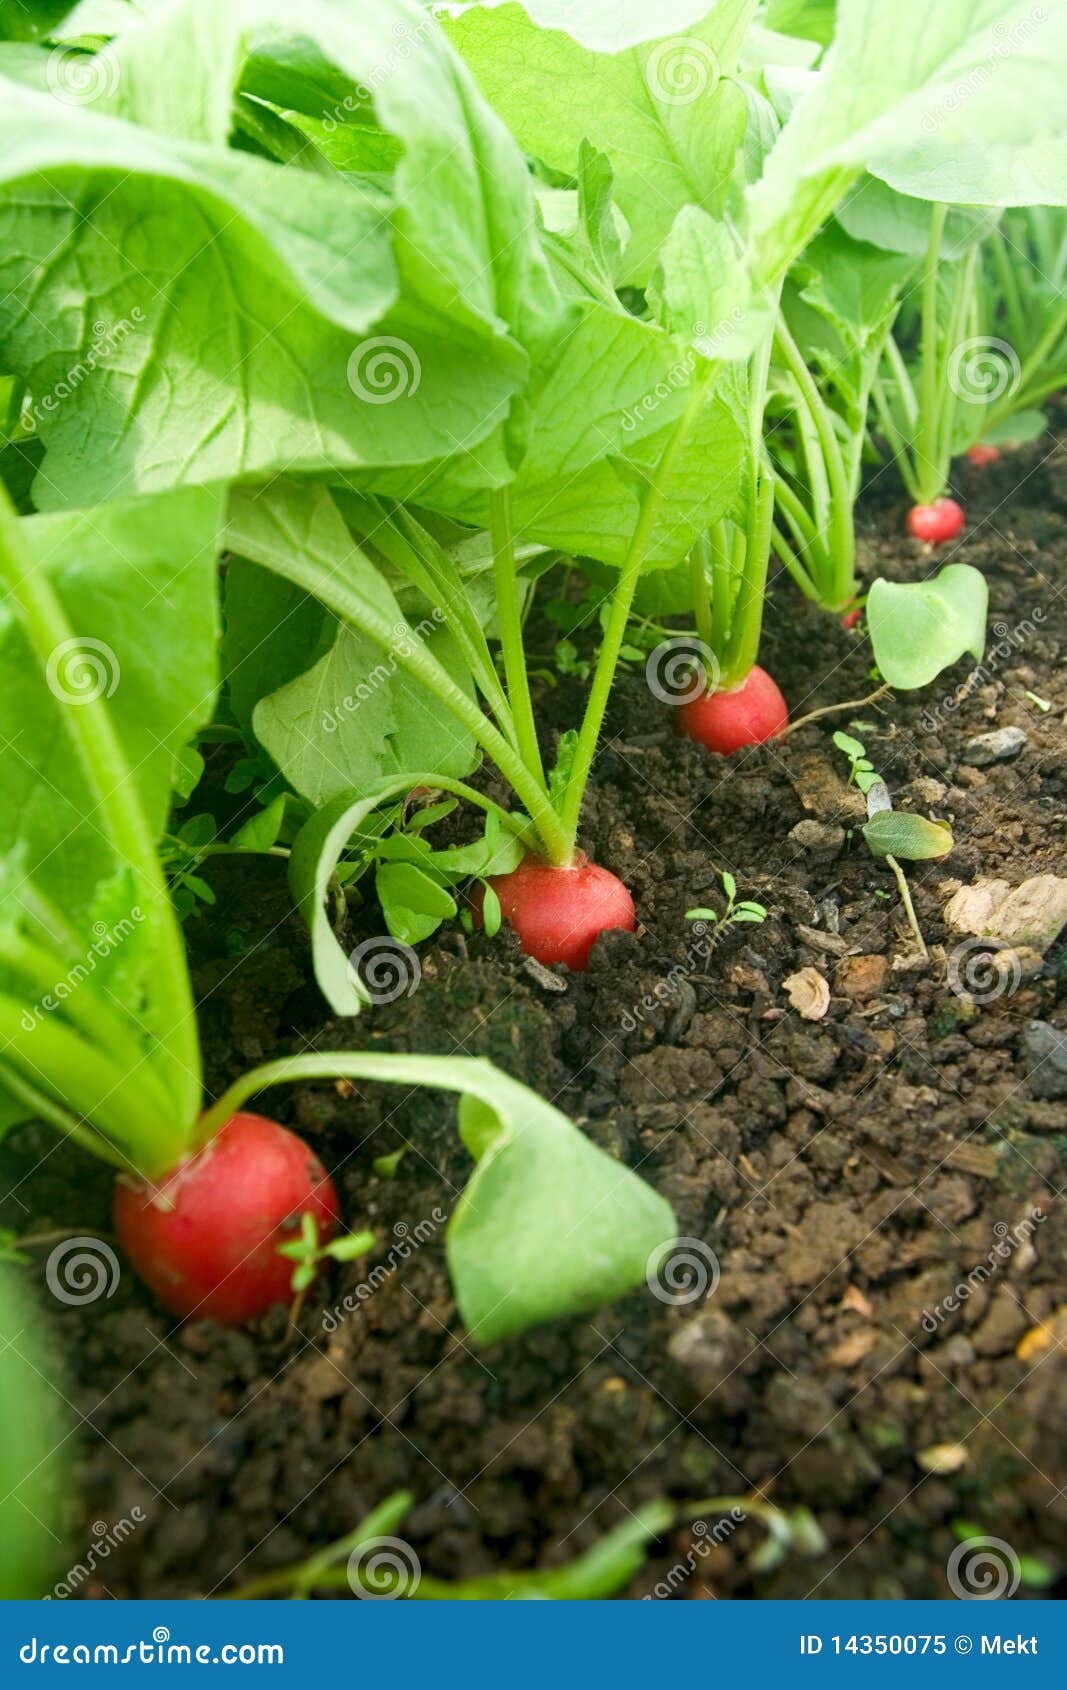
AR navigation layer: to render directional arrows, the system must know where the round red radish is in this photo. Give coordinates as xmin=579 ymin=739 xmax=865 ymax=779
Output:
xmin=840 ymin=606 xmax=863 ymax=630
xmin=906 ymin=498 xmax=965 ymax=544
xmin=674 ymin=665 xmax=789 ymax=756
xmin=967 ymin=443 xmax=1001 ymax=467
xmin=475 ymin=853 xmax=634 ymax=971
xmin=113 ymin=1113 xmax=339 ymax=1324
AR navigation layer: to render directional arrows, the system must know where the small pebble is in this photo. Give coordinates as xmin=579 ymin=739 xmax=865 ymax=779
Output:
xmin=962 ymin=726 xmax=1027 ymax=766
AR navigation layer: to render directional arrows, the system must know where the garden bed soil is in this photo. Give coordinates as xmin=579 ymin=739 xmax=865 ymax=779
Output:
xmin=4 ymin=440 xmax=1066 ymax=1600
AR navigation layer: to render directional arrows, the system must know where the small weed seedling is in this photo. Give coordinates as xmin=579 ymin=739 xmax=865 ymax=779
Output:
xmin=277 ymin=1213 xmax=375 ymax=1323
xmin=832 ymin=734 xmax=953 ymax=958
xmin=686 ymin=872 xmax=768 ymax=936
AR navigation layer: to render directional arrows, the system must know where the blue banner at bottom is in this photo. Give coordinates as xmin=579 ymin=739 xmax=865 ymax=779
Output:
xmin=0 ymin=1600 xmax=1061 ymax=1684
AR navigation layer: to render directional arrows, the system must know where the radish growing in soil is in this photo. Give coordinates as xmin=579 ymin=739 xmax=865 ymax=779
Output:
xmin=906 ymin=497 xmax=965 ymax=545
xmin=0 ymin=483 xmax=675 ymax=1339
xmin=473 ymin=853 xmax=635 ymax=971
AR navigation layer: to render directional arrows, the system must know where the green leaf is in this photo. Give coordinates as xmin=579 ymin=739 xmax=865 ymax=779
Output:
xmin=982 ymin=408 xmax=1048 ymax=448
xmin=449 ymin=1063 xmax=675 ymax=1342
xmin=229 ymin=794 xmax=286 ymax=853
xmin=214 ymin=1049 xmax=677 ymax=1345
xmin=325 ymin=1230 xmax=376 ymax=1262
xmin=0 ymin=490 xmax=224 ymax=925
xmin=289 ymin=776 xmax=527 ymax=1015
xmin=0 ymin=0 xmax=566 ymax=508
xmin=376 ymin=862 xmax=457 ymax=947
xmin=750 ymin=0 xmax=1067 ymax=286
xmin=446 ymin=0 xmax=756 ymax=284
xmin=867 ymin=565 xmax=988 ymax=690
xmin=862 ymin=812 xmax=953 ymax=860
xmin=763 ymin=0 xmax=837 ymax=47
xmin=648 ymin=204 xmax=771 ymax=359
xmin=480 ymin=882 xmax=503 ymax=939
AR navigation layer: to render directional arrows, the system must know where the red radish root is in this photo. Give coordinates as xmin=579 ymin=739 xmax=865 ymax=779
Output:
xmin=967 ymin=444 xmax=1001 ymax=467
xmin=674 ymin=665 xmax=789 ymax=756
xmin=906 ymin=497 xmax=965 ymax=544
xmin=113 ymin=1112 xmax=339 ymax=1324
xmin=476 ymin=853 xmax=634 ymax=971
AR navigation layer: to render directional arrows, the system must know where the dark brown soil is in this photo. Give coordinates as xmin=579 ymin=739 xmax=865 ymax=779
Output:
xmin=3 ymin=437 xmax=1066 ymax=1601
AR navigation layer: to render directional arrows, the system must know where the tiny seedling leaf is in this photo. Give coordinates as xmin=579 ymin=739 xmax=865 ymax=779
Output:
xmin=862 ymin=812 xmax=953 ymax=861
xmin=481 ymin=881 xmax=503 ymax=938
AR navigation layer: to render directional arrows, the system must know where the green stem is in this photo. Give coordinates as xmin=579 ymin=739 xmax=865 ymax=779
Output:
xmin=689 ymin=533 xmax=714 ymax=652
xmin=886 ymin=855 xmax=928 ymax=961
xmin=557 ymin=364 xmax=719 ymax=850
xmin=275 ymin=551 xmax=571 ymax=865
xmin=770 ymin=524 xmax=819 ymax=601
xmin=0 ymin=995 xmax=180 ymax=1175
xmin=720 ymin=466 xmax=776 ymax=686
xmin=872 ymin=373 xmax=923 ymax=503
xmin=0 ymin=482 xmax=200 ymax=1142
xmin=916 ymin=203 xmax=949 ymax=502
xmin=0 ymin=1058 xmax=130 ymax=1170
xmin=490 ymin=488 xmax=547 ymax=789
xmin=774 ymin=312 xmax=854 ymax=603
xmin=709 ymin=520 xmax=734 ymax=639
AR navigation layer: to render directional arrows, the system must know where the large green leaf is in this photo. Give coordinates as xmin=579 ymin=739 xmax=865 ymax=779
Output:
xmin=0 ymin=488 xmax=224 ymax=922
xmin=445 ymin=0 xmax=757 ymax=283
xmin=750 ymin=0 xmax=1067 ymax=285
xmin=867 ymin=565 xmax=988 ymax=690
xmin=0 ymin=0 xmax=565 ymax=508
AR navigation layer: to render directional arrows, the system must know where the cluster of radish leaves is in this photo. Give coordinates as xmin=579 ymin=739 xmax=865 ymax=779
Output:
xmin=0 ymin=484 xmax=674 ymax=1346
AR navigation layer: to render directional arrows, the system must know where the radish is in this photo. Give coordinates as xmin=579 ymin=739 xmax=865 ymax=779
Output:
xmin=840 ymin=605 xmax=863 ymax=630
xmin=113 ymin=1112 xmax=339 ymax=1324
xmin=906 ymin=498 xmax=965 ymax=545
xmin=674 ymin=665 xmax=789 ymax=756
xmin=967 ymin=443 xmax=1001 ymax=467
xmin=475 ymin=853 xmax=635 ymax=971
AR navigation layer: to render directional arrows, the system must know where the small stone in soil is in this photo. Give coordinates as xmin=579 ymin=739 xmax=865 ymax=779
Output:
xmin=1022 ymin=1021 xmax=1067 ymax=1099
xmin=789 ymin=819 xmax=847 ymax=852
xmin=962 ymin=726 xmax=1028 ymax=766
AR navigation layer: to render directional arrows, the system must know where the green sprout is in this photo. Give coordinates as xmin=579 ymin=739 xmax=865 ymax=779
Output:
xmin=686 ymin=871 xmax=767 ymax=934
